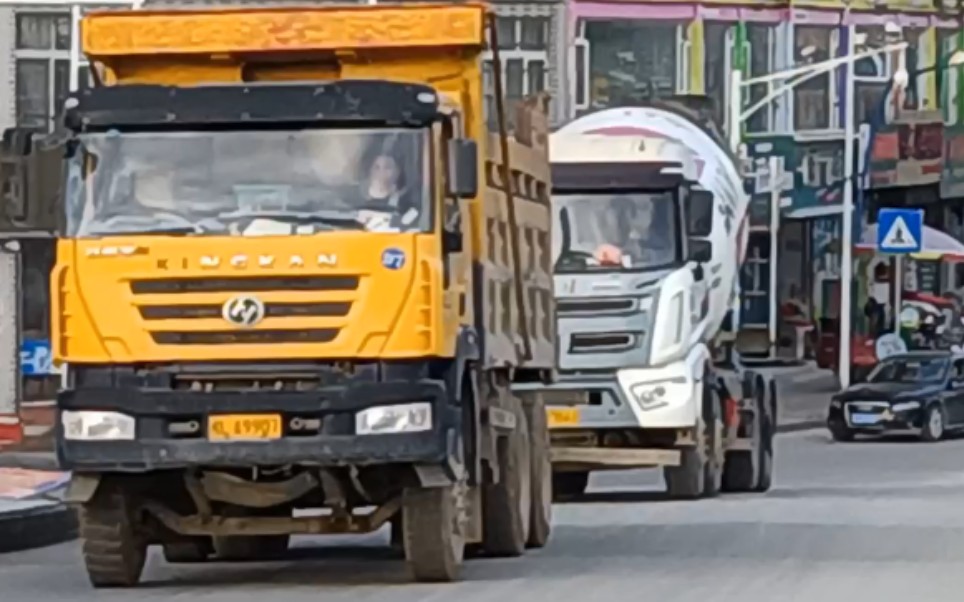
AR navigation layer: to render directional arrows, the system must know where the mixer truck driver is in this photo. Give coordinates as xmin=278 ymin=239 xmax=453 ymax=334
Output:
xmin=585 ymin=193 xmax=675 ymax=268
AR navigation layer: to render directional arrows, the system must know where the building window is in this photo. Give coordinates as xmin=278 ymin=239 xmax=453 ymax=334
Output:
xmin=704 ymin=22 xmax=729 ymax=128
xmin=14 ymin=12 xmax=92 ymax=133
xmin=483 ymin=15 xmax=551 ymax=130
xmin=793 ymin=26 xmax=836 ymax=132
xmin=578 ymin=19 xmax=681 ymax=113
xmin=745 ymin=24 xmax=776 ymax=134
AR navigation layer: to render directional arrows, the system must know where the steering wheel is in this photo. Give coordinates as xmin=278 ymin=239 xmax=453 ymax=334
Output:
xmin=98 ymin=212 xmax=202 ymax=233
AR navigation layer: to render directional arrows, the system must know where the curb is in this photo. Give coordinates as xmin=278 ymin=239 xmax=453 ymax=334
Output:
xmin=0 ymin=502 xmax=77 ymax=554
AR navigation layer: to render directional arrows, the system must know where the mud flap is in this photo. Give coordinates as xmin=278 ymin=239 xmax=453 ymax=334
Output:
xmin=65 ymin=474 xmax=102 ymax=504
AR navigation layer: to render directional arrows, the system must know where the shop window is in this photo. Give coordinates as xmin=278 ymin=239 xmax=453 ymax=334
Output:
xmin=483 ymin=15 xmax=551 ymax=130
xmin=704 ymin=22 xmax=729 ymax=129
xmin=579 ymin=20 xmax=681 ymax=112
xmin=793 ymin=26 xmax=836 ymax=132
xmin=745 ymin=24 xmax=776 ymax=134
xmin=15 ymin=12 xmax=93 ymax=133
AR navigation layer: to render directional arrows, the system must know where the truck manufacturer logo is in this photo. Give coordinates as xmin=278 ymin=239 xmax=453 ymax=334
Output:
xmin=382 ymin=248 xmax=406 ymax=270
xmin=222 ymin=295 xmax=266 ymax=328
xmin=157 ymin=254 xmax=337 ymax=270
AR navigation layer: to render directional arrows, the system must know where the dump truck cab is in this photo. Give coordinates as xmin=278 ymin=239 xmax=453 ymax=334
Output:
xmin=53 ymin=3 xmax=555 ymax=588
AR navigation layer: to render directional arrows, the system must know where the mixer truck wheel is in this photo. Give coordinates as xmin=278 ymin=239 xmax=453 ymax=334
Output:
xmin=402 ymin=481 xmax=466 ymax=582
xmin=482 ymin=403 xmax=532 ymax=557
xmin=79 ymin=479 xmax=147 ymax=588
xmin=523 ymin=393 xmax=552 ymax=549
xmin=664 ymin=418 xmax=707 ymax=500
xmin=722 ymin=379 xmax=766 ymax=492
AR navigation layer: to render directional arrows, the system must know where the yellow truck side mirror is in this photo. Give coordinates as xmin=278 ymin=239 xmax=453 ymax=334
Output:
xmin=446 ymin=139 xmax=478 ymax=199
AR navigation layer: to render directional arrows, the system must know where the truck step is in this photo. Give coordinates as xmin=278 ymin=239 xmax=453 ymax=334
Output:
xmin=549 ymin=446 xmax=681 ymax=468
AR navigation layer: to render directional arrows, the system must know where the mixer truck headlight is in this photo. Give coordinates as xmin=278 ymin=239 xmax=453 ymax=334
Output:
xmin=355 ymin=402 xmax=432 ymax=435
xmin=62 ymin=411 xmax=136 ymax=441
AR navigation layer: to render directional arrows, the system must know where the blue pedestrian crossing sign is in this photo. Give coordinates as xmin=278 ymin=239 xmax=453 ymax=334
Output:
xmin=876 ymin=208 xmax=923 ymax=254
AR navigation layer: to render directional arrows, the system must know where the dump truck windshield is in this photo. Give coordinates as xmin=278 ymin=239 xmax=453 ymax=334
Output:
xmin=552 ymin=191 xmax=679 ymax=272
xmin=65 ymin=128 xmax=429 ymax=237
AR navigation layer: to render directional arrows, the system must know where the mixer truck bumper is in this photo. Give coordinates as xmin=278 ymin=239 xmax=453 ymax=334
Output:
xmin=55 ymin=380 xmax=462 ymax=477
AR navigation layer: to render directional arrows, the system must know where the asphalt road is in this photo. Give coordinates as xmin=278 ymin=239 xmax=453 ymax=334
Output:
xmin=5 ymin=428 xmax=964 ymax=601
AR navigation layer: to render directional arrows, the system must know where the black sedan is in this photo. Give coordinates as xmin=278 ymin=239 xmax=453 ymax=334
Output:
xmin=827 ymin=350 xmax=964 ymax=442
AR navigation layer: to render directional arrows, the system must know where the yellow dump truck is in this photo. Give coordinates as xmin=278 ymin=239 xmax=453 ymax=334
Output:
xmin=52 ymin=3 xmax=555 ymax=587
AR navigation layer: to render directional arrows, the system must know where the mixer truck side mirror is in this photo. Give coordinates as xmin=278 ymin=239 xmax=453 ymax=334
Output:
xmin=446 ymin=139 xmax=478 ymax=199
xmin=686 ymin=189 xmax=714 ymax=237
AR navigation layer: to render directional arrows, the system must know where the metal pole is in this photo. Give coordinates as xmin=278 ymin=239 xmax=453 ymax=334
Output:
xmin=728 ymin=69 xmax=742 ymax=153
xmin=69 ymin=4 xmax=82 ymax=92
xmin=893 ymin=256 xmax=902 ymax=336
xmin=768 ymin=155 xmax=780 ymax=359
xmin=839 ymin=22 xmax=857 ymax=389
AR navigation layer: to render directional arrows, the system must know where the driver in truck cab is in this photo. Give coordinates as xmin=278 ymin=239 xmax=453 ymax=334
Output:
xmin=593 ymin=196 xmax=673 ymax=267
xmin=358 ymin=150 xmax=420 ymax=231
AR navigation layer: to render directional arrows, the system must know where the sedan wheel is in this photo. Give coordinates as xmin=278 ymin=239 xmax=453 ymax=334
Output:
xmin=920 ymin=405 xmax=945 ymax=442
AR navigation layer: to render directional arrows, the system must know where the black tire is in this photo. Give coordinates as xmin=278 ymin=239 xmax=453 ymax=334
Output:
xmin=754 ymin=397 xmax=775 ymax=493
xmin=402 ymin=484 xmax=466 ymax=582
xmin=722 ymin=380 xmax=765 ymax=492
xmin=79 ymin=480 xmax=147 ymax=588
xmin=212 ymin=506 xmax=290 ymax=561
xmin=162 ymin=538 xmax=212 ymax=563
xmin=702 ymin=378 xmax=724 ymax=498
xmin=552 ymin=471 xmax=589 ymax=500
xmin=482 ymin=403 xmax=532 ymax=557
xmin=390 ymin=513 xmax=404 ymax=552
xmin=523 ymin=393 xmax=552 ymax=549
xmin=920 ymin=404 xmax=946 ymax=442
xmin=828 ymin=419 xmax=855 ymax=442
xmin=665 ymin=430 xmax=705 ymax=500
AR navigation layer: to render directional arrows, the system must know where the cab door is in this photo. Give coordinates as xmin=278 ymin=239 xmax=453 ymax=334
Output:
xmin=944 ymin=358 xmax=964 ymax=426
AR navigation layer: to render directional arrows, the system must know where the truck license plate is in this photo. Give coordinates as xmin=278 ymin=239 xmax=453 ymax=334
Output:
xmin=547 ymin=407 xmax=580 ymax=428
xmin=208 ymin=414 xmax=283 ymax=441
xmin=850 ymin=413 xmax=879 ymax=426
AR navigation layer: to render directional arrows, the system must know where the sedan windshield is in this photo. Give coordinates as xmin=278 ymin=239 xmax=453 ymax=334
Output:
xmin=64 ymin=128 xmax=429 ymax=237
xmin=552 ymin=192 xmax=679 ymax=272
xmin=866 ymin=356 xmax=949 ymax=384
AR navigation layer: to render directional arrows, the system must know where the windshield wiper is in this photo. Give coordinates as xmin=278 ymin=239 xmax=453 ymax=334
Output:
xmin=86 ymin=226 xmax=198 ymax=237
xmin=221 ymin=210 xmax=367 ymax=230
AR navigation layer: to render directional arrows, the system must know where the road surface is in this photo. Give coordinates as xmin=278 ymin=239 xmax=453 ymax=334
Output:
xmin=5 ymin=428 xmax=962 ymax=601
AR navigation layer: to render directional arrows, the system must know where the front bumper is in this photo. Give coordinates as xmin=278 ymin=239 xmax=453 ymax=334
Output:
xmin=828 ymin=401 xmax=923 ymax=433
xmin=56 ymin=380 xmax=461 ymax=472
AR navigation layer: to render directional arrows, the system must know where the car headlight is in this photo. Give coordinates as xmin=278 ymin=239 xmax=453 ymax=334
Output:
xmin=891 ymin=401 xmax=921 ymax=412
xmin=355 ymin=402 xmax=432 ymax=435
xmin=62 ymin=411 xmax=135 ymax=441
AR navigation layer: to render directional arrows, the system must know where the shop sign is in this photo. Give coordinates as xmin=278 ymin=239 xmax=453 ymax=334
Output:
xmin=942 ymin=125 xmax=964 ymax=200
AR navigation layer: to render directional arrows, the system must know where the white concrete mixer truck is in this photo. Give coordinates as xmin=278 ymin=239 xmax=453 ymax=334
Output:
xmin=515 ymin=101 xmax=776 ymax=499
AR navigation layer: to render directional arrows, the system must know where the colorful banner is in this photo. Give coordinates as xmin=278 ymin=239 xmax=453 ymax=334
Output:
xmin=868 ymin=111 xmax=944 ymax=189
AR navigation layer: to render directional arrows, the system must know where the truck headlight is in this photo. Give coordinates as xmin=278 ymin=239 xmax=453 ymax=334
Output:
xmin=62 ymin=411 xmax=135 ymax=441
xmin=629 ymin=377 xmax=687 ymax=411
xmin=891 ymin=401 xmax=921 ymax=412
xmin=355 ymin=402 xmax=432 ymax=435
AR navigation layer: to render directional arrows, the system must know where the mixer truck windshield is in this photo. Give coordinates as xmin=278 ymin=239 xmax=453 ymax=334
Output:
xmin=552 ymin=191 xmax=679 ymax=272
xmin=64 ymin=128 xmax=429 ymax=238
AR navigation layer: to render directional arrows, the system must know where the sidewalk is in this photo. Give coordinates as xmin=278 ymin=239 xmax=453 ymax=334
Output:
xmin=0 ymin=467 xmax=76 ymax=554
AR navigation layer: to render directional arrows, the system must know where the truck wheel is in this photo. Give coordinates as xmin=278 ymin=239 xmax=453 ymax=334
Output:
xmin=390 ymin=513 xmax=404 ymax=552
xmin=79 ymin=480 xmax=147 ymax=588
xmin=523 ymin=393 xmax=552 ymax=549
xmin=403 ymin=483 xmax=466 ymax=582
xmin=552 ymin=471 xmax=589 ymax=500
xmin=754 ymin=384 xmax=776 ymax=492
xmin=163 ymin=538 xmax=212 ymax=563
xmin=702 ymin=380 xmax=724 ymax=498
xmin=482 ymin=404 xmax=532 ymax=557
xmin=664 ymin=419 xmax=706 ymax=500
xmin=722 ymin=380 xmax=766 ymax=492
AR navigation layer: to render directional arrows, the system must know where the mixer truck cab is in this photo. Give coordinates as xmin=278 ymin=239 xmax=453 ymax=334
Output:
xmin=516 ymin=103 xmax=775 ymax=501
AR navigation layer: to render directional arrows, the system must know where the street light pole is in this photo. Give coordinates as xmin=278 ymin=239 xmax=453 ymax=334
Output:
xmin=839 ymin=22 xmax=858 ymax=388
